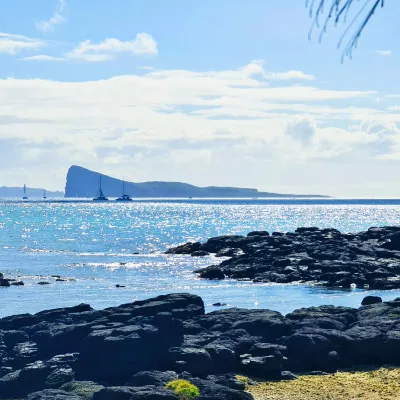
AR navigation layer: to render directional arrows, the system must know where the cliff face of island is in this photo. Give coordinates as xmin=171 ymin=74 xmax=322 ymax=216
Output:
xmin=65 ymin=166 xmax=328 ymax=198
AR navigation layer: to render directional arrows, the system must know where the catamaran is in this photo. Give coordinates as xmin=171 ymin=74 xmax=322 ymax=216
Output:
xmin=116 ymin=180 xmax=133 ymax=202
xmin=22 ymin=184 xmax=28 ymax=200
xmin=93 ymin=176 xmax=109 ymax=201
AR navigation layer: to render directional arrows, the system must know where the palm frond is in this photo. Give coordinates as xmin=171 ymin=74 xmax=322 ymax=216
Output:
xmin=306 ymin=0 xmax=384 ymax=61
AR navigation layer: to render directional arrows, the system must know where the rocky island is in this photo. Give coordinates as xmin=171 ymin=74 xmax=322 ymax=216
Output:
xmin=65 ymin=166 xmax=329 ymax=198
xmin=167 ymin=226 xmax=400 ymax=290
xmin=0 ymin=293 xmax=399 ymax=400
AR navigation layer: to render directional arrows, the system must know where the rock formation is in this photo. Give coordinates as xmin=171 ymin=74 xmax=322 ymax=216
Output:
xmin=167 ymin=226 xmax=400 ymax=290
xmin=0 ymin=293 xmax=399 ymax=399
xmin=64 ymin=166 xmax=328 ymax=198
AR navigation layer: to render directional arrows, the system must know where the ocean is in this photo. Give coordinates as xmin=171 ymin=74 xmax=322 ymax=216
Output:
xmin=1 ymin=198 xmax=400 ymax=318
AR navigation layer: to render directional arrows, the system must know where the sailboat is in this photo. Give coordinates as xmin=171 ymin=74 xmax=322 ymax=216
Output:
xmin=43 ymin=190 xmax=47 ymax=200
xmin=22 ymin=184 xmax=28 ymax=200
xmin=116 ymin=180 xmax=132 ymax=202
xmin=93 ymin=176 xmax=109 ymax=201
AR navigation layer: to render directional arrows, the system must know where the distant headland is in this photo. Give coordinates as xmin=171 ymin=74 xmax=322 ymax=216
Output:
xmin=65 ymin=165 xmax=329 ymax=198
xmin=0 ymin=186 xmax=63 ymax=198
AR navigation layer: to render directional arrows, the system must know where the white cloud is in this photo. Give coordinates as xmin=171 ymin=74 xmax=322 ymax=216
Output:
xmin=27 ymin=33 xmax=158 ymax=63
xmin=22 ymin=54 xmax=64 ymax=61
xmin=0 ymin=62 xmax=399 ymax=196
xmin=36 ymin=0 xmax=67 ymax=33
xmin=0 ymin=33 xmax=45 ymax=55
xmin=265 ymin=70 xmax=315 ymax=81
xmin=376 ymin=50 xmax=392 ymax=56
xmin=67 ymin=33 xmax=158 ymax=62
xmin=71 ymin=53 xmax=114 ymax=62
xmin=285 ymin=117 xmax=316 ymax=145
xmin=137 ymin=66 xmax=155 ymax=71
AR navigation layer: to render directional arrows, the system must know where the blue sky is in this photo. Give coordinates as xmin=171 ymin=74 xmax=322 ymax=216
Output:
xmin=1 ymin=0 xmax=399 ymax=196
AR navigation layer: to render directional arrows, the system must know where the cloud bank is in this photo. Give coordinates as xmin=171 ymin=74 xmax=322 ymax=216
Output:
xmin=1 ymin=61 xmax=399 ymax=196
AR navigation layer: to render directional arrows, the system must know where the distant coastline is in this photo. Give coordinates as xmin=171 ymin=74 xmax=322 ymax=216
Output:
xmin=0 ymin=186 xmax=64 ymax=198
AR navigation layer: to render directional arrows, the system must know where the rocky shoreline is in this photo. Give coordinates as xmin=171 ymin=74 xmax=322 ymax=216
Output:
xmin=166 ymin=226 xmax=400 ymax=290
xmin=0 ymin=293 xmax=399 ymax=399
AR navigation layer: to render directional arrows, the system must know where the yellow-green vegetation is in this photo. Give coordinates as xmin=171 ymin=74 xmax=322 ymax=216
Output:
xmin=240 ymin=368 xmax=400 ymax=400
xmin=165 ymin=379 xmax=200 ymax=400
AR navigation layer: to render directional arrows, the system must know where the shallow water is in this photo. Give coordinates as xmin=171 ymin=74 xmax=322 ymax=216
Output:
xmin=1 ymin=199 xmax=400 ymax=317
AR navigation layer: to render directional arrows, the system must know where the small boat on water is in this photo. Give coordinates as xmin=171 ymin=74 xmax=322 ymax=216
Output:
xmin=116 ymin=180 xmax=133 ymax=202
xmin=43 ymin=190 xmax=47 ymax=200
xmin=22 ymin=184 xmax=28 ymax=200
xmin=93 ymin=176 xmax=109 ymax=201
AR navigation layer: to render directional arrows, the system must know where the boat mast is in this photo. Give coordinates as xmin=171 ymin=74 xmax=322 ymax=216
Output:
xmin=23 ymin=184 xmax=28 ymax=199
xmin=99 ymin=175 xmax=105 ymax=198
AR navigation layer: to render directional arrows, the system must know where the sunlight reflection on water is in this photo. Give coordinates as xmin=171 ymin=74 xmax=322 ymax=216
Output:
xmin=1 ymin=200 xmax=400 ymax=317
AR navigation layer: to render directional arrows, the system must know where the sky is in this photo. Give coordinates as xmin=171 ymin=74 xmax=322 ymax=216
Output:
xmin=0 ymin=0 xmax=399 ymax=197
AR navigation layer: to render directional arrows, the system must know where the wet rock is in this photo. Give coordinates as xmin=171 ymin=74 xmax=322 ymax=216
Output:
xmin=11 ymin=280 xmax=24 ymax=286
xmin=0 ymin=292 xmax=398 ymax=399
xmin=281 ymin=370 xmax=297 ymax=380
xmin=27 ymin=389 xmax=84 ymax=400
xmin=199 ymin=267 xmax=225 ymax=280
xmin=0 ymin=278 xmax=11 ymax=287
xmin=240 ymin=353 xmax=283 ymax=378
xmin=206 ymin=374 xmax=246 ymax=390
xmin=216 ymin=248 xmax=243 ymax=257
xmin=248 ymin=343 xmax=287 ymax=357
xmin=60 ymin=380 xmax=104 ymax=399
xmin=187 ymin=377 xmax=254 ymax=400
xmin=37 ymin=281 xmax=51 ymax=285
xmin=204 ymin=344 xmax=236 ymax=373
xmin=381 ymin=231 xmax=400 ymax=250
xmin=247 ymin=231 xmax=270 ymax=237
xmin=169 ymin=346 xmax=213 ymax=375
xmin=361 ymin=296 xmax=383 ymax=306
xmin=45 ymin=367 xmax=75 ymax=388
xmin=0 ymin=360 xmax=51 ymax=397
xmin=11 ymin=341 xmax=40 ymax=367
xmin=127 ymin=370 xmax=178 ymax=386
xmin=165 ymin=242 xmax=201 ymax=255
xmin=165 ymin=226 xmax=400 ymax=289
xmin=2 ymin=313 xmax=39 ymax=330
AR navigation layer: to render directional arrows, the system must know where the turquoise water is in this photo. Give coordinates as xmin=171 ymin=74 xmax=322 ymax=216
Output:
xmin=1 ymin=199 xmax=400 ymax=317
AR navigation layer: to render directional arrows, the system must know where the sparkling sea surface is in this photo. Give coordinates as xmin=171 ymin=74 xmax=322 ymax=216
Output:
xmin=1 ymin=198 xmax=400 ymax=318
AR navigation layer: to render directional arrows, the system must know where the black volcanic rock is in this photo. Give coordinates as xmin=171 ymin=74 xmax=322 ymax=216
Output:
xmin=0 ymin=293 xmax=399 ymax=399
xmin=169 ymin=226 xmax=400 ymax=290
xmin=64 ymin=165 xmax=328 ymax=198
xmin=361 ymin=296 xmax=383 ymax=306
